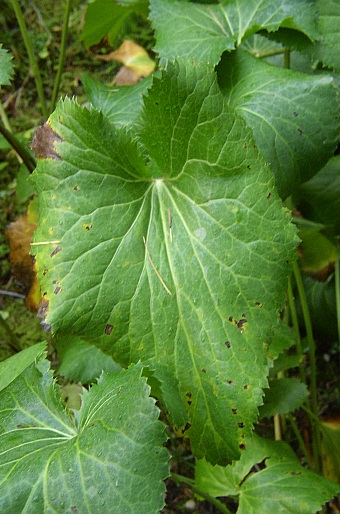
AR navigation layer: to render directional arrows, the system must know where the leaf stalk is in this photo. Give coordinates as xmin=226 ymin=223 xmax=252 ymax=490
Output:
xmin=170 ymin=473 xmax=233 ymax=514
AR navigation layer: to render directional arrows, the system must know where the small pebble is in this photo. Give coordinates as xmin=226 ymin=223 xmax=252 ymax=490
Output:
xmin=183 ymin=499 xmax=196 ymax=510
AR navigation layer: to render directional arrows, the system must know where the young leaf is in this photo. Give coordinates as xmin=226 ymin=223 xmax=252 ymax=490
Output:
xmin=258 ymin=378 xmax=309 ymax=418
xmin=0 ymin=357 xmax=169 ymax=513
xmin=195 ymin=434 xmax=340 ymax=514
xmin=150 ymin=0 xmax=319 ymax=65
xmin=0 ymin=45 xmax=13 ymax=86
xmin=218 ymin=49 xmax=339 ymax=199
xmin=31 ymin=61 xmax=297 ymax=465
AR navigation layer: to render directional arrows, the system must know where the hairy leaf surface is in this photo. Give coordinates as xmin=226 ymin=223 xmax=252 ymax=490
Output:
xmin=150 ymin=0 xmax=319 ymax=65
xmin=32 ymin=61 xmax=297 ymax=465
xmin=0 ymin=356 xmax=168 ymax=513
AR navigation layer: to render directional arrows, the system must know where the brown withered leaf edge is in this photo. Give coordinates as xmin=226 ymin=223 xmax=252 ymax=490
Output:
xmin=30 ymin=122 xmax=63 ymax=160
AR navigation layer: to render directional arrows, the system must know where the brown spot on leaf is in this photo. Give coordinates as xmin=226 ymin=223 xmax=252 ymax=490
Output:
xmin=105 ymin=324 xmax=113 ymax=335
xmin=50 ymin=246 xmax=62 ymax=258
xmin=237 ymin=319 xmax=247 ymax=330
xmin=297 ymin=128 xmax=303 ymax=136
xmin=293 ymin=111 xmax=298 ymax=117
xmin=30 ymin=122 xmax=63 ymax=160
xmin=43 ymin=269 xmax=48 ymax=276
xmin=54 ymin=286 xmax=62 ymax=295
xmin=225 ymin=341 xmax=231 ymax=348
xmin=232 ymin=408 xmax=237 ymax=415
xmin=73 ymin=186 xmax=80 ymax=191
xmin=238 ymin=422 xmax=245 ymax=428
xmin=239 ymin=443 xmax=246 ymax=450
xmin=244 ymin=385 xmax=249 ymax=390
xmin=83 ymin=223 xmax=92 ymax=231
xmin=201 ymin=368 xmax=206 ymax=373
xmin=267 ymin=192 xmax=272 ymax=199
xmin=227 ymin=380 xmax=234 ymax=385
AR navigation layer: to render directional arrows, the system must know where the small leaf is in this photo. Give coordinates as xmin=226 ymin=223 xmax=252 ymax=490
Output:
xmin=150 ymin=0 xmax=319 ymax=65
xmin=0 ymin=45 xmax=14 ymax=86
xmin=219 ymin=49 xmax=339 ymax=198
xmin=195 ymin=434 xmax=340 ymax=514
xmin=0 ymin=358 xmax=169 ymax=513
xmin=259 ymin=378 xmax=309 ymax=418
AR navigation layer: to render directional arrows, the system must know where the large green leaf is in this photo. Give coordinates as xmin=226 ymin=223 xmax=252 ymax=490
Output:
xmin=0 ymin=356 xmax=168 ymax=513
xmin=218 ymin=49 xmax=339 ymax=199
xmin=195 ymin=434 xmax=340 ymax=513
xmin=150 ymin=0 xmax=319 ymax=65
xmin=31 ymin=61 xmax=297 ymax=465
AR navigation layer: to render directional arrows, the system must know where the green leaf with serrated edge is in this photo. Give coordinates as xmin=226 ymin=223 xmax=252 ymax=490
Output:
xmin=0 ymin=359 xmax=169 ymax=513
xmin=0 ymin=342 xmax=46 ymax=392
xmin=83 ymin=73 xmax=154 ymax=130
xmin=259 ymin=377 xmax=308 ymax=418
xmin=81 ymin=0 xmax=149 ymax=48
xmin=31 ymin=61 xmax=297 ymax=465
xmin=150 ymin=0 xmax=319 ymax=66
xmin=195 ymin=434 xmax=340 ymax=513
xmin=56 ymin=335 xmax=121 ymax=384
xmin=266 ymin=321 xmax=297 ymax=360
xmin=293 ymin=156 xmax=340 ymax=235
xmin=218 ymin=49 xmax=339 ymax=199
xmin=0 ymin=45 xmax=14 ymax=86
xmin=270 ymin=353 xmax=303 ymax=376
xmin=304 ymin=0 xmax=340 ymax=71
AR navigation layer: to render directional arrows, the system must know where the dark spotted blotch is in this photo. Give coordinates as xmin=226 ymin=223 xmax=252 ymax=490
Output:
xmin=30 ymin=122 xmax=63 ymax=160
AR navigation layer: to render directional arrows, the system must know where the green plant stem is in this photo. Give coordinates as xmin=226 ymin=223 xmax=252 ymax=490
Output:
xmin=284 ymin=48 xmax=291 ymax=68
xmin=170 ymin=473 xmax=233 ymax=514
xmin=274 ymin=414 xmax=282 ymax=440
xmin=9 ymin=0 xmax=48 ymax=119
xmin=287 ymin=413 xmax=313 ymax=469
xmin=335 ymin=236 xmax=340 ymax=344
xmin=251 ymin=48 xmax=286 ymax=59
xmin=0 ymin=314 xmax=21 ymax=352
xmin=287 ymin=276 xmax=306 ymax=384
xmin=0 ymin=122 xmax=36 ymax=172
xmin=50 ymin=0 xmax=72 ymax=114
xmin=0 ymin=102 xmax=12 ymax=132
xmin=293 ymin=261 xmax=321 ymax=472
